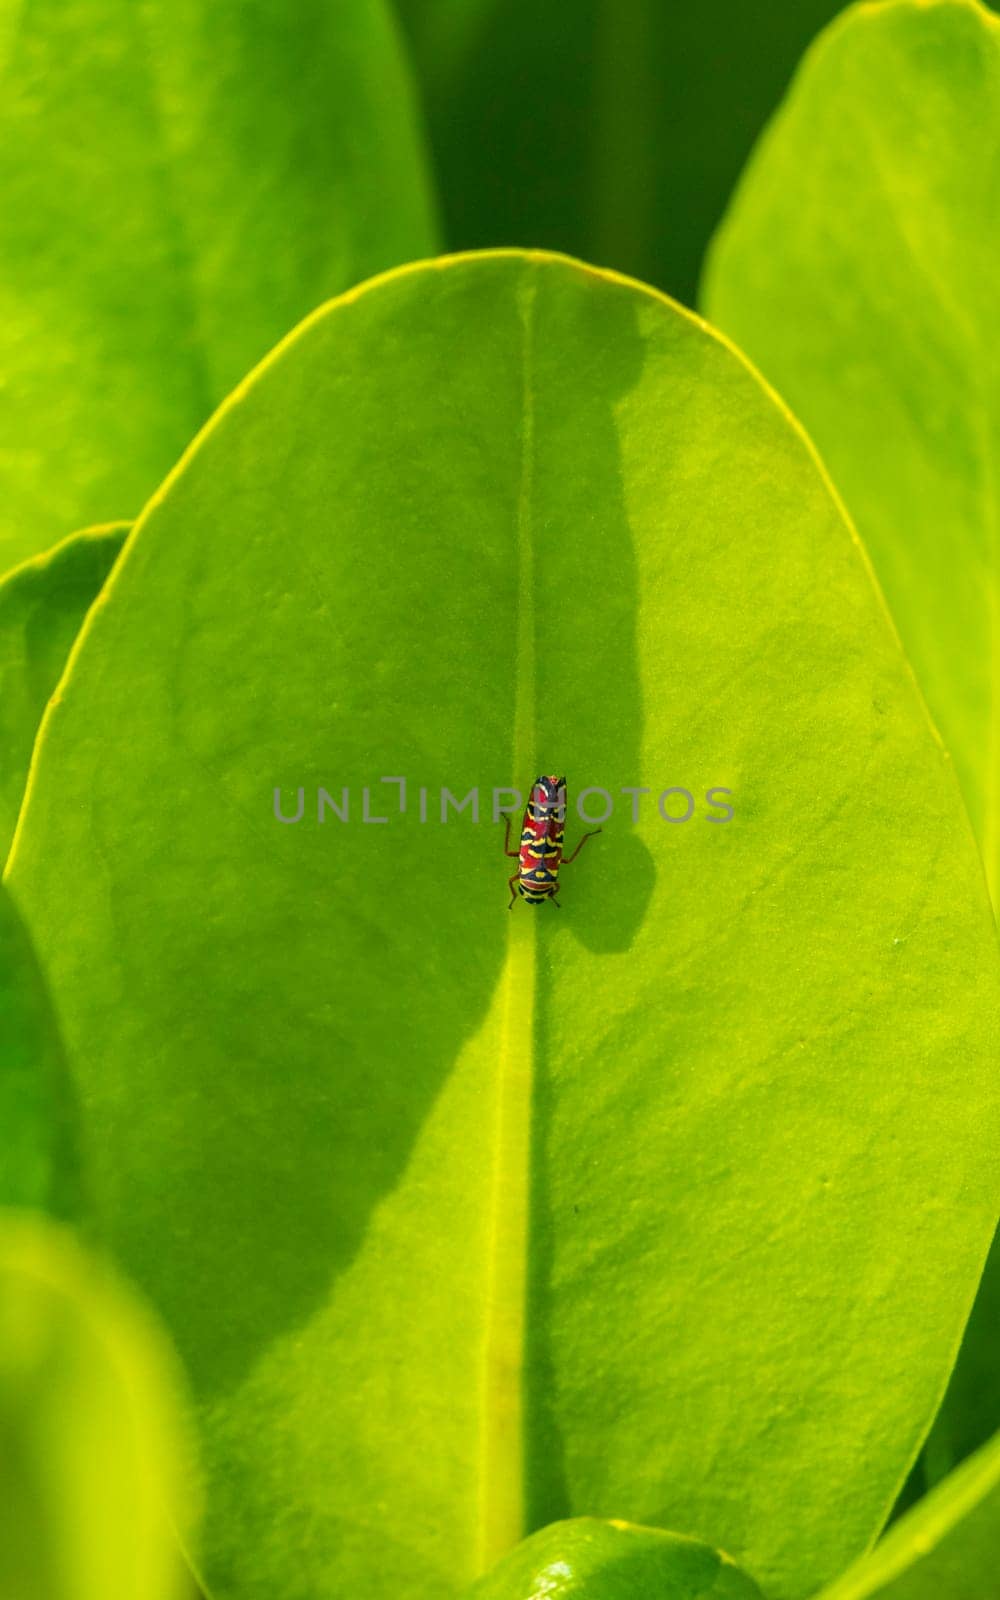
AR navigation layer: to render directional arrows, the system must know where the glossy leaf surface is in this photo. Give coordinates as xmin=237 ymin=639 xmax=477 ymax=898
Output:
xmin=465 ymin=1518 xmax=762 ymax=1599
xmin=7 ymin=251 xmax=1000 ymax=1600
xmin=0 ymin=0 xmax=437 ymax=569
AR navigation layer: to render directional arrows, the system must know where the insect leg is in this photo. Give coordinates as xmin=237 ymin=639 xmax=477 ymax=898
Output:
xmin=562 ymin=828 xmax=602 ymax=865
xmin=503 ymin=815 xmax=520 ymax=858
xmin=508 ymin=872 xmax=520 ymax=909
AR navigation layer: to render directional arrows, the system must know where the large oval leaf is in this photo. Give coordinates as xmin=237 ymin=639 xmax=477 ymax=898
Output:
xmin=0 ymin=881 xmax=79 ymax=1218
xmin=465 ymin=1518 xmax=762 ymax=1599
xmin=0 ymin=525 xmax=128 ymax=865
xmin=0 ymin=0 xmax=437 ymax=570
xmin=7 ymin=251 xmax=1000 ymax=1600
xmin=703 ymin=0 xmax=1000 ymax=898
xmin=0 ymin=1211 xmax=197 ymax=1600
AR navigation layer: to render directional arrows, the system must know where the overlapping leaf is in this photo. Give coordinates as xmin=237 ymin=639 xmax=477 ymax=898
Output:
xmin=702 ymin=0 xmax=1000 ymax=1484
xmin=7 ymin=251 xmax=1000 ymax=1599
xmin=704 ymin=0 xmax=1000 ymax=898
xmin=0 ymin=525 xmax=128 ymax=864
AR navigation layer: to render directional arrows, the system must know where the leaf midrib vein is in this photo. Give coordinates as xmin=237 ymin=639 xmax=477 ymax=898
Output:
xmin=476 ymin=265 xmax=539 ymax=1573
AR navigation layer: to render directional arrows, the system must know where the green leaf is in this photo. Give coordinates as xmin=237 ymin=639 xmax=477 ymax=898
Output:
xmin=703 ymin=0 xmax=1000 ymax=899
xmin=395 ymin=0 xmax=844 ymax=304
xmin=817 ymin=1427 xmax=1000 ymax=1600
xmin=0 ymin=525 xmax=128 ymax=866
xmin=0 ymin=1210 xmax=198 ymax=1600
xmin=7 ymin=250 xmax=1000 ymax=1600
xmin=394 ymin=0 xmax=497 ymax=96
xmin=0 ymin=880 xmax=80 ymax=1219
xmin=0 ymin=0 xmax=437 ymax=571
xmin=465 ymin=1518 xmax=763 ymax=1599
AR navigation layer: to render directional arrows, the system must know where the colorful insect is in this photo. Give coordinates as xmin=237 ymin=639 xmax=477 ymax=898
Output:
xmin=504 ymin=774 xmax=601 ymax=908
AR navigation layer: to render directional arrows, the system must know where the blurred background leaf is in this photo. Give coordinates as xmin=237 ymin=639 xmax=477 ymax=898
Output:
xmin=8 ymin=252 xmax=1000 ymax=1600
xmin=0 ymin=526 xmax=128 ymax=867
xmin=0 ymin=1211 xmax=199 ymax=1600
xmin=394 ymin=0 xmax=843 ymax=305
xmin=0 ymin=0 xmax=437 ymax=573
